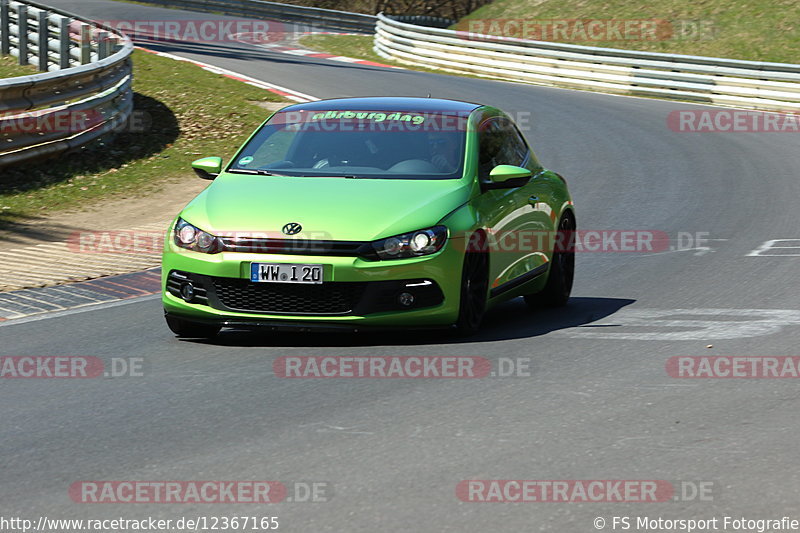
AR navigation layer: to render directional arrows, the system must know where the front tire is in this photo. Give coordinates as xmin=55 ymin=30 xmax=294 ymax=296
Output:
xmin=165 ymin=313 xmax=220 ymax=339
xmin=455 ymin=251 xmax=489 ymax=336
xmin=524 ymin=212 xmax=575 ymax=309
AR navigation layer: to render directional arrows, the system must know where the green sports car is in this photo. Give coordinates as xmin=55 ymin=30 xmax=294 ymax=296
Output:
xmin=162 ymin=97 xmax=575 ymax=338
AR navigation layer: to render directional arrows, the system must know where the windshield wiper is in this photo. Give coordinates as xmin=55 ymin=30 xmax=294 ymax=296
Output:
xmin=229 ymin=170 xmax=366 ymax=178
xmin=296 ymin=175 xmax=365 ymax=179
xmin=228 ymin=169 xmax=288 ymax=176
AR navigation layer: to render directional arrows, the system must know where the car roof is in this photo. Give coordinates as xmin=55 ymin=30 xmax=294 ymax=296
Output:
xmin=278 ymin=96 xmax=482 ymax=114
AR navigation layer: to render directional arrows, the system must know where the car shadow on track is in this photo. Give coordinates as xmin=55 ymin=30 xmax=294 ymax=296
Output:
xmin=191 ymin=296 xmax=636 ymax=348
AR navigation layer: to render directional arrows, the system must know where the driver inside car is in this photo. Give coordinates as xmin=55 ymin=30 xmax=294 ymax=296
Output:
xmin=429 ymin=133 xmax=460 ymax=173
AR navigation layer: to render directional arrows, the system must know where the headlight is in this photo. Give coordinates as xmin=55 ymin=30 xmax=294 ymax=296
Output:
xmin=371 ymin=226 xmax=447 ymax=260
xmin=174 ymin=218 xmax=220 ymax=253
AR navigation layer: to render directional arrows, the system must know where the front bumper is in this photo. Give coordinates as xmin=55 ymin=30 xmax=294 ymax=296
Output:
xmin=162 ymin=237 xmax=465 ymax=328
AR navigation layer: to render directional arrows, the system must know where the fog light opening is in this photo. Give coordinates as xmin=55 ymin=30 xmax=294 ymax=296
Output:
xmin=180 ymin=283 xmax=195 ymax=302
xmin=398 ymin=292 xmax=415 ymax=307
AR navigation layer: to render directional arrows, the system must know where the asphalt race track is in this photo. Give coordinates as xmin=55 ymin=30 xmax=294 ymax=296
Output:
xmin=3 ymin=1 xmax=800 ymax=531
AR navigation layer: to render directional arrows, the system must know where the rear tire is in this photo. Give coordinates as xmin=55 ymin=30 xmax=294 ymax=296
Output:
xmin=455 ymin=250 xmax=489 ymax=336
xmin=524 ymin=212 xmax=575 ymax=309
xmin=165 ymin=313 xmax=220 ymax=339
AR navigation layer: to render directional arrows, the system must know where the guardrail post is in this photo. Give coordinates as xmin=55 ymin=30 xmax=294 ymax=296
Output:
xmin=0 ymin=0 xmax=9 ymax=55
xmin=58 ymin=16 xmax=69 ymax=69
xmin=37 ymin=10 xmax=48 ymax=71
xmin=79 ymin=22 xmax=90 ymax=64
xmin=18 ymin=4 xmax=28 ymax=65
xmin=97 ymin=30 xmax=109 ymax=59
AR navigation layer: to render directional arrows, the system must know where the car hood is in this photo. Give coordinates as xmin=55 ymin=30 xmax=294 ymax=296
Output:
xmin=180 ymin=174 xmax=472 ymax=241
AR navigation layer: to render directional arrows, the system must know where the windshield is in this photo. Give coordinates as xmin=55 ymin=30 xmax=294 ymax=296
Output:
xmin=228 ymin=109 xmax=469 ymax=179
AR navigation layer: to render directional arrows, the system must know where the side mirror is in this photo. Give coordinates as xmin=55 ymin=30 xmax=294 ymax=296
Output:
xmin=484 ymin=165 xmax=532 ymax=189
xmin=192 ymin=157 xmax=223 ymax=180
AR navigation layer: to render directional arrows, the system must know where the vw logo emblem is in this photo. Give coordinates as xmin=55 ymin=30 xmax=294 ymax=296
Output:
xmin=282 ymin=222 xmax=302 ymax=235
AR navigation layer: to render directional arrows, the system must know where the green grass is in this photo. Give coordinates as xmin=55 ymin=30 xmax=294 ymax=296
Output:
xmin=298 ymin=34 xmax=461 ymax=76
xmin=458 ymin=0 xmax=800 ymax=64
xmin=301 ymin=34 xmax=398 ymax=65
xmin=301 ymin=1 xmax=799 ymax=65
xmin=0 ymin=54 xmax=40 ymax=78
xmin=0 ymin=50 xmax=285 ymax=226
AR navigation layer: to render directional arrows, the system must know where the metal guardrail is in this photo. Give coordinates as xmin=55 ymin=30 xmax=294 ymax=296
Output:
xmin=374 ymin=14 xmax=800 ymax=112
xmin=0 ymin=0 xmax=133 ymax=167
xmin=388 ymin=15 xmax=456 ymax=29
xmin=127 ymin=0 xmax=377 ymax=33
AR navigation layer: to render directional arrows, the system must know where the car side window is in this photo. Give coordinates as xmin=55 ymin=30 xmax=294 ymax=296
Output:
xmin=501 ymin=121 xmax=530 ymax=167
xmin=478 ymin=118 xmax=502 ymax=180
xmin=477 ymin=117 xmax=530 ymax=181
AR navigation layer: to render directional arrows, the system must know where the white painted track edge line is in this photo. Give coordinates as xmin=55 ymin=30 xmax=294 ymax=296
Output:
xmin=0 ymin=294 xmax=161 ymax=326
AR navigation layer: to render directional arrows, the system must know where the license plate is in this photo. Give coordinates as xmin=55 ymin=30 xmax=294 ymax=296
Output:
xmin=250 ymin=263 xmax=323 ymax=284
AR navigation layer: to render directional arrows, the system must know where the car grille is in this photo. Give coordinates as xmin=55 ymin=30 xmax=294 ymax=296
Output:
xmin=211 ymin=277 xmax=368 ymax=315
xmin=216 ymin=237 xmax=378 ymax=259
